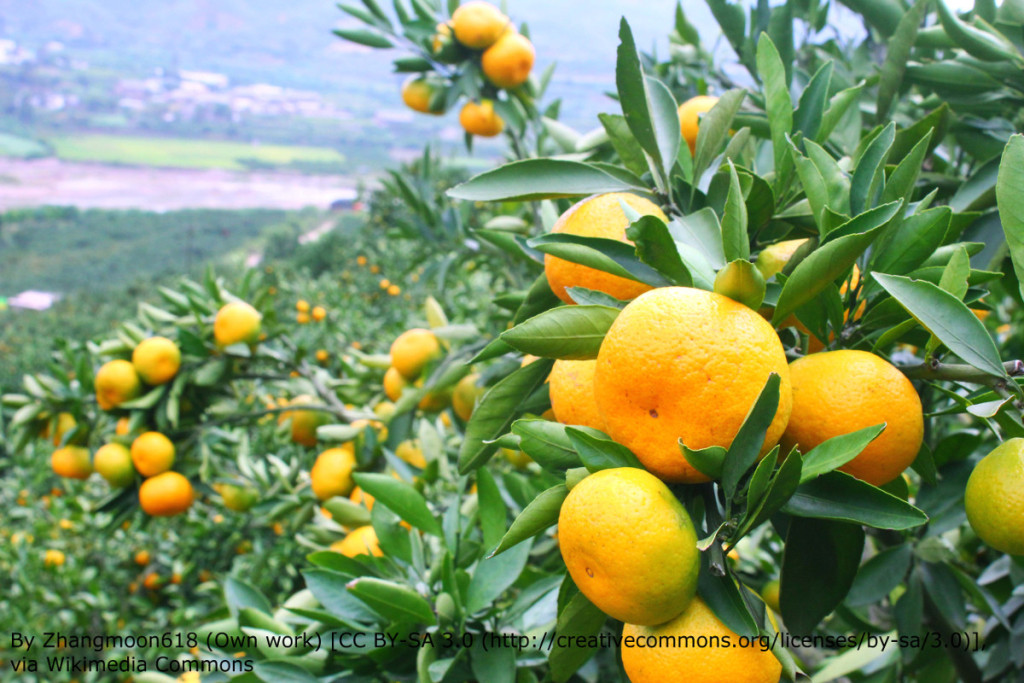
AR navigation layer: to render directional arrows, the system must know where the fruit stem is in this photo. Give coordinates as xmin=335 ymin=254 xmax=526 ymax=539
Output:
xmin=899 ymin=359 xmax=1024 ymax=387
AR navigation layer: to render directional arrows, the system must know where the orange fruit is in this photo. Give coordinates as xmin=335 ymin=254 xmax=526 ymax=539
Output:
xmin=558 ymin=467 xmax=699 ymax=625
xmin=781 ymin=350 xmax=923 ymax=486
xmin=296 ymin=311 xmax=310 ymax=324
xmin=383 ymin=366 xmax=409 ymax=401
xmin=388 ymin=284 xmax=401 ymax=296
xmin=95 ymin=359 xmax=142 ymax=411
xmin=482 ymin=33 xmax=535 ymax=89
xmin=44 ymin=549 xmax=65 ymax=567
xmin=544 ymin=193 xmax=666 ymax=305
xmin=755 ymin=238 xmax=809 ymax=280
xmin=331 ymin=525 xmax=383 ymax=558
xmin=452 ymin=373 xmax=483 ymax=421
xmin=115 ymin=416 xmax=132 ymax=436
xmin=214 ymin=301 xmax=261 ymax=347
xmin=390 ymin=329 xmax=441 ymax=380
xmin=622 ymin=597 xmax=782 ymax=683
xmin=296 ymin=300 xmax=310 ymax=313
xmin=316 ymin=349 xmax=329 ymax=363
xmin=451 ymin=1 xmax=509 ymax=49
xmin=677 ymin=95 xmax=719 ymax=154
xmin=395 ymin=440 xmax=427 ymax=469
xmin=134 ymin=550 xmax=150 ymax=566
xmin=401 ymin=76 xmax=445 ymax=115
xmin=965 ymin=438 xmax=1024 ymax=555
xmin=761 ymin=579 xmax=781 ymax=613
xmin=139 ymin=471 xmax=194 ymax=516
xmin=415 ymin=379 xmax=451 ymax=412
xmin=51 ymin=446 xmax=92 ymax=480
xmin=502 ymin=447 xmax=533 ymax=468
xmin=312 ymin=306 xmax=327 ymax=322
xmin=310 ymin=444 xmax=357 ymax=501
xmin=132 ymin=336 xmax=181 ymax=385
xmin=215 ymin=483 xmax=260 ymax=512
xmin=459 ymin=100 xmax=504 ymax=137
xmin=350 ymin=486 xmax=375 ymax=510
xmin=130 ymin=432 xmax=175 ymax=477
xmin=549 ymin=359 xmax=604 ymax=431
xmin=94 ymin=443 xmax=136 ymax=487
xmin=279 ymin=395 xmax=331 ymax=447
xmin=143 ymin=572 xmax=161 ymax=590
xmin=596 ymin=287 xmax=792 ymax=483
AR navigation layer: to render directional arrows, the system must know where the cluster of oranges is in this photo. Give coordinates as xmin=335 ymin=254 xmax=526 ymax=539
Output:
xmin=295 ymin=299 xmax=327 ymax=324
xmin=400 ymin=0 xmax=535 ymax=137
xmin=525 ymin=191 xmax=933 ymax=681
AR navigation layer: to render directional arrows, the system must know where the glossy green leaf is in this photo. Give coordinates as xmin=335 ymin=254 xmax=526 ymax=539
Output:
xmin=756 ymin=34 xmax=793 ymax=181
xmin=800 ymin=424 xmax=887 ymax=483
xmin=874 ymin=273 xmax=1007 ymax=378
xmin=722 ymin=373 xmax=781 ymax=500
xmin=598 ymin=113 xmax=649 ymax=178
xmin=721 ymin=162 xmax=750 ymax=261
xmin=567 ymin=427 xmax=645 ymax=472
xmin=850 ymin=122 xmax=894 ymax=215
xmin=511 ymin=419 xmax=589 ymax=472
xmin=332 ymin=28 xmax=392 ymax=48
xmin=528 ymin=234 xmax=671 ymax=287
xmin=465 ymin=541 xmax=532 ymax=614
xmin=693 ymin=89 xmax=747 ymax=183
xmin=549 ymin=590 xmax=606 ymax=682
xmin=877 ymin=0 xmax=929 ymax=121
xmin=793 ymin=61 xmax=833 ymax=140
xmin=784 ymin=471 xmax=929 ymax=529
xmin=347 ymin=577 xmax=436 ymax=624
xmin=448 ymin=159 xmax=645 ymax=202
xmin=302 ymin=569 xmax=378 ymax=624
xmin=846 ymin=545 xmax=914 ymax=607
xmin=996 ymin=135 xmax=1024 ymax=304
xmin=500 ymin=305 xmax=620 ymax=360
xmin=627 ymin=215 xmax=693 ymax=286
xmin=781 ymin=517 xmax=865 ymax=633
xmin=698 ymin=554 xmax=759 ymax=638
xmin=490 ymin=484 xmax=568 ymax=557
xmin=680 ymin=442 xmax=728 ymax=480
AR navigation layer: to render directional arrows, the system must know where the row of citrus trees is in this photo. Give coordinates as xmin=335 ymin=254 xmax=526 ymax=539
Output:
xmin=6 ymin=0 xmax=1024 ymax=681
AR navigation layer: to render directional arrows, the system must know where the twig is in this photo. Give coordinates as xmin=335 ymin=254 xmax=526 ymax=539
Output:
xmin=899 ymin=359 xmax=1024 ymax=388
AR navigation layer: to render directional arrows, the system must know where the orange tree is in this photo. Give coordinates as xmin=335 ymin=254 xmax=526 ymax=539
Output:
xmin=176 ymin=1 xmax=1024 ymax=682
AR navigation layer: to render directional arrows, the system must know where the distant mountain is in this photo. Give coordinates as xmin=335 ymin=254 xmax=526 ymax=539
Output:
xmin=0 ymin=0 xmax=714 ymax=128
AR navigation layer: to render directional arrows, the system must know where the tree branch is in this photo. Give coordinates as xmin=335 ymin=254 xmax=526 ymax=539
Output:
xmin=899 ymin=359 xmax=1024 ymax=387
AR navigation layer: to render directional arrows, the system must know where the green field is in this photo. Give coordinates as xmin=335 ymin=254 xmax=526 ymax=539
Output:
xmin=46 ymin=134 xmax=347 ymax=171
xmin=0 ymin=132 xmax=49 ymax=158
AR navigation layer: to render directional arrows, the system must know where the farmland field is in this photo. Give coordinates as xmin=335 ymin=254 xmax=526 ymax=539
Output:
xmin=46 ymin=134 xmax=347 ymax=171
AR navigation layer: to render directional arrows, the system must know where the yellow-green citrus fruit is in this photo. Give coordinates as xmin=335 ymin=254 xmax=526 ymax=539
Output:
xmin=331 ymin=525 xmax=383 ymax=557
xmin=214 ymin=301 xmax=262 ymax=347
xmin=755 ymin=238 xmax=809 ymax=280
xmin=94 ymin=443 xmax=136 ymax=487
xmin=595 ymin=287 xmax=792 ymax=483
xmin=95 ymin=359 xmax=142 ymax=411
xmin=459 ymin=100 xmax=504 ymax=137
xmin=51 ymin=446 xmax=92 ymax=480
xmin=481 ymin=33 xmax=535 ymax=88
xmin=311 ymin=444 xmax=357 ymax=501
xmin=965 ymin=438 xmax=1024 ymax=555
xmin=401 ymin=76 xmax=445 ymax=115
xmin=452 ymin=373 xmax=483 ymax=421
xmin=132 ymin=336 xmax=181 ymax=385
xmin=390 ymin=329 xmax=442 ymax=380
xmin=451 ymin=0 xmax=509 ymax=49
xmin=558 ymin=467 xmax=699 ymax=625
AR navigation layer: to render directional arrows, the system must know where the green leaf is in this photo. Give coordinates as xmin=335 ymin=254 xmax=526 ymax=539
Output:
xmin=351 ymin=473 xmax=442 ymax=536
xmin=772 ymin=204 xmax=896 ymax=323
xmin=936 ymin=0 xmax=1022 ymax=62
xmin=671 ymin=207 xmax=727 ymax=270
xmin=817 ymin=82 xmax=864 ymax=145
xmin=996 ymin=135 xmax=1024 ymax=305
xmin=465 ymin=541 xmax=532 ymax=614
xmin=790 ymin=140 xmax=830 ymax=230
xmin=804 ymin=140 xmax=850 ymax=216
xmin=736 ymin=449 xmax=802 ymax=536
xmin=567 ymin=427 xmax=644 ymax=472
xmin=892 ymin=104 xmax=950 ymax=159
xmin=680 ymin=442 xmax=728 ymax=480
xmin=615 ymin=20 xmax=680 ymax=183
xmin=693 ymin=89 xmax=747 ymax=183
xmin=598 ymin=113 xmax=649 ymax=179
xmin=447 ymin=159 xmax=645 ymax=202
xmin=549 ymin=590 xmax=606 ymax=682
xmin=872 ymin=207 xmax=950 ymax=276
xmin=347 ymin=577 xmax=436 ymax=624
xmin=850 ymin=122 xmax=894 ymax=215
xmin=781 ymin=517 xmax=865 ymax=634
xmin=846 ymin=545 xmax=914 ymax=606
xmin=713 ymin=259 xmax=766 ymax=310
xmin=301 ymin=569 xmax=378 ymax=625
xmin=321 ymin=497 xmax=373 ymax=528
xmin=458 ymin=359 xmax=554 ymax=473
xmin=793 ymin=61 xmax=833 ymax=140
xmin=511 ymin=419 xmax=587 ymax=472
xmin=224 ymin=577 xmax=273 ymax=617
xmin=721 ymin=161 xmax=750 ymax=261
xmin=784 ymin=471 xmax=929 ymax=529
xmin=477 ymin=468 xmax=506 ymax=552
xmin=698 ymin=554 xmax=758 ymax=639
xmin=706 ymin=0 xmax=748 ymax=65
xmin=756 ymin=34 xmax=793 ymax=183
xmin=252 ymin=662 xmax=318 ymax=683
xmin=332 ymin=28 xmax=393 ymax=48
xmin=873 ymin=273 xmax=1007 ymax=379
xmin=877 ymin=0 xmax=930 ymax=121
xmin=627 ymin=215 xmax=693 ymax=286
xmin=564 ymin=287 xmax=628 ymax=308
xmin=490 ymin=484 xmax=568 ymax=557
xmin=800 ymin=424 xmax=887 ymax=483
xmin=500 ymin=305 xmax=620 ymax=360
xmin=722 ymin=373 xmax=781 ymax=500
xmin=528 ymin=234 xmax=671 ymax=287
xmin=470 ymin=642 xmax=516 ymax=683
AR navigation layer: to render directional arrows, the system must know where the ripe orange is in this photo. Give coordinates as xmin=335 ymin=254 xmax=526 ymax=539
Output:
xmin=213 ymin=301 xmax=262 ymax=347
xmin=331 ymin=525 xmax=384 ymax=558
xmin=312 ymin=306 xmax=327 ymax=322
xmin=280 ymin=395 xmax=331 ymax=447
xmin=558 ymin=467 xmax=699 ymax=625
xmin=310 ymin=444 xmax=357 ymax=501
xmin=115 ymin=416 xmax=132 ymax=436
xmin=350 ymin=486 xmax=374 ymax=510
xmin=781 ymin=350 xmax=923 ymax=486
xmin=316 ymin=349 xmax=329 ymax=363
xmin=395 ymin=440 xmax=427 ymax=468
xmin=134 ymin=550 xmax=150 ymax=566
xmin=622 ymin=597 xmax=782 ymax=683
xmin=95 ymin=359 xmax=142 ymax=411
xmin=482 ymin=33 xmax=535 ymax=89
xmin=390 ymin=329 xmax=441 ymax=380
xmin=596 ymin=287 xmax=792 ymax=483
xmin=94 ymin=443 xmax=136 ymax=487
xmin=383 ymin=366 xmax=408 ymax=401
xmin=677 ymin=95 xmax=719 ymax=154
xmin=549 ymin=359 xmax=604 ymax=431
xmin=41 ymin=411 xmax=77 ymax=446
xmin=401 ymin=76 xmax=445 ymax=115
xmin=51 ymin=446 xmax=92 ymax=480
xmin=755 ymin=238 xmax=809 ymax=280
xmin=132 ymin=336 xmax=181 ymax=385
xmin=459 ymin=100 xmax=504 ymax=137
xmin=965 ymin=438 xmax=1024 ymax=555
xmin=139 ymin=471 xmax=194 ymax=516
xmin=451 ymin=1 xmax=509 ymax=49
xmin=452 ymin=373 xmax=483 ymax=421
xmin=130 ymin=432 xmax=176 ymax=478
xmin=388 ymin=284 xmax=401 ymax=296
xmin=44 ymin=549 xmax=65 ymax=567
xmin=296 ymin=299 xmax=310 ymax=313
xmin=544 ymin=193 xmax=666 ymax=305
xmin=296 ymin=311 xmax=310 ymax=324
xmin=415 ymin=379 xmax=452 ymax=412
